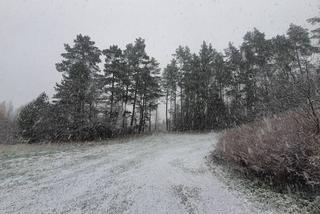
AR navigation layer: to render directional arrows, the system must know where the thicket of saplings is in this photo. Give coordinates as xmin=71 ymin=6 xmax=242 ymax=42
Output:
xmin=211 ymin=16 xmax=320 ymax=197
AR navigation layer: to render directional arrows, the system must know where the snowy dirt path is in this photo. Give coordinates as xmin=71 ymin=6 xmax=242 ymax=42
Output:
xmin=0 ymin=133 xmax=270 ymax=214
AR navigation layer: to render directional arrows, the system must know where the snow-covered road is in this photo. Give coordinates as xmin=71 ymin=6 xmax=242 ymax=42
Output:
xmin=0 ymin=133 xmax=268 ymax=214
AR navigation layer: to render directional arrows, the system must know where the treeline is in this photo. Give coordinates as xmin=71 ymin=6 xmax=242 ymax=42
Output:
xmin=16 ymin=17 xmax=320 ymax=142
xmin=163 ymin=22 xmax=320 ymax=131
xmin=17 ymin=36 xmax=162 ymax=142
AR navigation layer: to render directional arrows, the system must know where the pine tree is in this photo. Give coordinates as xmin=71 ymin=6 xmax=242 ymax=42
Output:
xmin=137 ymin=57 xmax=162 ymax=133
xmin=103 ymin=45 xmax=126 ymax=122
xmin=308 ymin=12 xmax=320 ymax=45
xmin=174 ymin=46 xmax=193 ymax=130
xmin=53 ymin=34 xmax=101 ymax=140
xmin=240 ymin=28 xmax=271 ymax=120
xmin=224 ymin=43 xmax=245 ymax=125
xmin=17 ymin=92 xmax=50 ymax=142
xmin=162 ymin=59 xmax=179 ymax=130
xmin=287 ymin=24 xmax=313 ymax=76
xmin=124 ymin=38 xmax=150 ymax=131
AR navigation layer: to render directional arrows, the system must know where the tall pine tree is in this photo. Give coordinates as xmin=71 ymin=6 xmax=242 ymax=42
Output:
xmin=54 ymin=34 xmax=101 ymax=140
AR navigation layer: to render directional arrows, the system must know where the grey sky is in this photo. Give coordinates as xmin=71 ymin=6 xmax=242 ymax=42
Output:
xmin=0 ymin=0 xmax=319 ymax=107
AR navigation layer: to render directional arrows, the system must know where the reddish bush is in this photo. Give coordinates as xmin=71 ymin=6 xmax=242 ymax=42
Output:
xmin=213 ymin=111 xmax=320 ymax=194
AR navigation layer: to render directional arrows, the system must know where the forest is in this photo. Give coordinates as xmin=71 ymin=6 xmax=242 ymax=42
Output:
xmin=2 ymin=2 xmax=320 ymax=213
xmin=14 ymin=37 xmax=162 ymax=142
xmin=163 ymin=23 xmax=320 ymax=132
xmin=0 ymin=13 xmax=318 ymax=145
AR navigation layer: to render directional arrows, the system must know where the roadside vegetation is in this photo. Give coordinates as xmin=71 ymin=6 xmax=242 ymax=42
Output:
xmin=213 ymin=111 xmax=320 ymax=195
xmin=2 ymin=10 xmax=316 ymax=146
xmin=211 ymin=12 xmax=320 ymax=205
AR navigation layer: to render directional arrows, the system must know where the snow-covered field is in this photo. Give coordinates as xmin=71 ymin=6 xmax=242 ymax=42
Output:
xmin=0 ymin=133 xmax=271 ymax=214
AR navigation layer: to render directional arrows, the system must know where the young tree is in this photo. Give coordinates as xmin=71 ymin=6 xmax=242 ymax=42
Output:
xmin=17 ymin=93 xmax=50 ymax=142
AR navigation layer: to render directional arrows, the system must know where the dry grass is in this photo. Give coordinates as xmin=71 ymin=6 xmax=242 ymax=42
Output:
xmin=213 ymin=111 xmax=320 ymax=196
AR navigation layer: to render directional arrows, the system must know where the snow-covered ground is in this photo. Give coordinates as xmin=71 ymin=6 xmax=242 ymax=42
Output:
xmin=0 ymin=133 xmax=271 ymax=214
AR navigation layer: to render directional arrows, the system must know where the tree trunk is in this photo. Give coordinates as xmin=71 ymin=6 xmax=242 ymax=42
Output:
xmin=174 ymin=91 xmax=177 ymax=130
xmin=110 ymin=75 xmax=115 ymax=119
xmin=130 ymin=84 xmax=138 ymax=128
xmin=123 ymin=85 xmax=129 ymax=130
xmin=165 ymin=89 xmax=169 ymax=131
xmin=180 ymin=87 xmax=183 ymax=130
xmin=149 ymin=108 xmax=152 ymax=132
xmin=155 ymin=106 xmax=158 ymax=131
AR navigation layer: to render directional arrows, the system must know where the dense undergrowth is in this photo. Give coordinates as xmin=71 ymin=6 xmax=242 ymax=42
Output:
xmin=212 ymin=110 xmax=320 ymax=199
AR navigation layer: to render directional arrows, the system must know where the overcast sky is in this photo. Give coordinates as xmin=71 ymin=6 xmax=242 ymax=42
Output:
xmin=0 ymin=0 xmax=319 ymax=108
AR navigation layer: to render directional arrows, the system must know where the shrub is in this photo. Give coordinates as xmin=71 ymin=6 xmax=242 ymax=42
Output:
xmin=212 ymin=110 xmax=320 ymax=195
xmin=16 ymin=93 xmax=50 ymax=143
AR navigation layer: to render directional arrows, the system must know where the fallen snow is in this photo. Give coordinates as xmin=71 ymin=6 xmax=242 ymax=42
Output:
xmin=0 ymin=133 xmax=272 ymax=214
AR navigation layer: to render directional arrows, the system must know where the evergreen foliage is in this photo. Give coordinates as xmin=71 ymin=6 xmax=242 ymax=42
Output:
xmin=18 ymin=36 xmax=162 ymax=142
xmin=162 ymin=23 xmax=320 ymax=132
xmin=17 ymin=13 xmax=320 ymax=141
